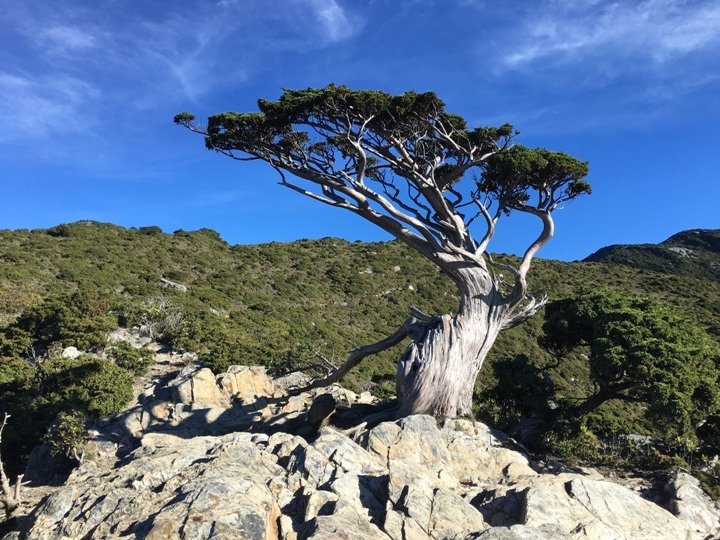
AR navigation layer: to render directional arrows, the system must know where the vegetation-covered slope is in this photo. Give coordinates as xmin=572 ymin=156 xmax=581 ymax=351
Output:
xmin=584 ymin=229 xmax=720 ymax=282
xmin=1 ymin=221 xmax=719 ymax=481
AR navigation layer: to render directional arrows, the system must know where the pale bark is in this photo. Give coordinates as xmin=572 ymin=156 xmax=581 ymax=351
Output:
xmin=395 ymin=267 xmax=509 ymax=417
xmin=0 ymin=413 xmax=23 ymax=521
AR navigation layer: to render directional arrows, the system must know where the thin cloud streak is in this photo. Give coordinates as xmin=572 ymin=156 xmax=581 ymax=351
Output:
xmin=0 ymin=72 xmax=98 ymax=142
xmin=35 ymin=25 xmax=98 ymax=54
xmin=0 ymin=1 xmax=360 ymax=146
xmin=504 ymin=0 xmax=720 ymax=68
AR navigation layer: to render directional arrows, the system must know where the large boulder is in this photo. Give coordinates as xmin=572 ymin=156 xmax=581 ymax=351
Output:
xmin=218 ymin=365 xmax=276 ymax=405
xmin=169 ymin=366 xmax=231 ymax=409
xmin=519 ymin=475 xmax=700 ymax=539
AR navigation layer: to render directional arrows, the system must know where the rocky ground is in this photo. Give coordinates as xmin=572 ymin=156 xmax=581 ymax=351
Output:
xmin=3 ymin=352 xmax=720 ymax=539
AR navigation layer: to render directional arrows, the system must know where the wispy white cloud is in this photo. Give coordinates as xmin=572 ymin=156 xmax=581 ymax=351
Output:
xmin=35 ymin=25 xmax=97 ymax=54
xmin=0 ymin=2 xmax=319 ymax=146
xmin=306 ymin=0 xmax=358 ymax=42
xmin=482 ymin=0 xmax=720 ymax=133
xmin=0 ymin=71 xmax=98 ymax=142
xmin=504 ymin=0 xmax=720 ymax=68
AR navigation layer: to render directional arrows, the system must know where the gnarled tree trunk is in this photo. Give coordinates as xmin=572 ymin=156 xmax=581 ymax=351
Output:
xmin=396 ymin=269 xmax=508 ymax=417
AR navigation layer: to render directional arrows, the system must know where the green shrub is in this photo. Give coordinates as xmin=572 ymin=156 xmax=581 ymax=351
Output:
xmin=107 ymin=342 xmax=154 ymax=375
xmin=36 ymin=355 xmax=134 ymax=417
xmin=543 ymin=422 xmax=602 ymax=464
xmin=4 ymin=292 xmax=117 ymax=356
xmin=119 ymin=296 xmax=184 ymax=342
xmin=697 ymin=463 xmax=720 ymax=501
xmin=138 ymin=226 xmax=163 ymax=236
xmin=45 ymin=411 xmax=86 ymax=461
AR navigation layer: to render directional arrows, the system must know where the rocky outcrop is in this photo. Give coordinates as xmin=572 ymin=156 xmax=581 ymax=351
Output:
xmin=666 ymin=471 xmax=720 ymax=537
xmin=158 ymin=277 xmax=188 ymax=293
xmin=6 ymin=366 xmax=716 ymax=539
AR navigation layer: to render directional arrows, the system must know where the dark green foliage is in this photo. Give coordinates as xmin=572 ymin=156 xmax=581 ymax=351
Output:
xmin=3 ymin=291 xmax=117 ymax=357
xmin=178 ymin=85 xmax=511 ymax=167
xmin=108 ymin=342 xmax=154 ymax=375
xmin=45 ymin=411 xmax=86 ymax=459
xmin=138 ymin=226 xmax=163 ymax=236
xmin=697 ymin=465 xmax=720 ymax=501
xmin=543 ymin=289 xmax=720 ymax=443
xmin=33 ymin=356 xmax=133 ymax=417
xmin=543 ymin=421 xmax=603 ymax=464
xmin=0 ymin=354 xmax=133 ymax=475
xmin=478 ymin=354 xmax=557 ymax=428
xmin=480 ymin=145 xmax=590 ymax=211
xmin=584 ymin=229 xmax=720 ymax=281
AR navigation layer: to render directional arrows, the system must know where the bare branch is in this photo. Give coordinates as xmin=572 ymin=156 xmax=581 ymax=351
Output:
xmin=501 ymin=293 xmax=548 ymax=330
xmin=285 ymin=317 xmax=417 ymax=396
xmin=516 ymin=208 xmax=554 ymax=281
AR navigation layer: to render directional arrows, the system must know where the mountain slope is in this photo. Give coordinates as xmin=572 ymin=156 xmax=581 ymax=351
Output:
xmin=1 ymin=222 xmax=720 ymax=476
xmin=584 ymin=229 xmax=720 ymax=281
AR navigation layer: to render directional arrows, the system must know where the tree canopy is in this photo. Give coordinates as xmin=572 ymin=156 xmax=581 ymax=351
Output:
xmin=175 ymin=85 xmax=589 ymax=298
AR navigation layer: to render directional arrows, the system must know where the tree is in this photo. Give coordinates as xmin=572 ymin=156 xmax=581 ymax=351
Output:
xmin=0 ymin=414 xmax=24 ymax=520
xmin=541 ymin=289 xmax=720 ymax=442
xmin=175 ymin=84 xmax=590 ymax=417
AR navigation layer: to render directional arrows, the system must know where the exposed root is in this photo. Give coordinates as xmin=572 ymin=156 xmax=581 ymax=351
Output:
xmin=338 ymin=407 xmax=399 ymax=440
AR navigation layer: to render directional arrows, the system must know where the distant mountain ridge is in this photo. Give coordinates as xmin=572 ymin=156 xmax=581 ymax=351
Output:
xmin=584 ymin=229 xmax=720 ymax=281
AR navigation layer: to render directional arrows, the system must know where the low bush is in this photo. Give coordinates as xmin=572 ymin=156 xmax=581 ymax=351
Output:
xmin=107 ymin=342 xmax=153 ymax=375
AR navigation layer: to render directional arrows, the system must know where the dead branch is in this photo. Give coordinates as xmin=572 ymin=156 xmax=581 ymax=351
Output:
xmin=285 ymin=317 xmax=417 ymax=396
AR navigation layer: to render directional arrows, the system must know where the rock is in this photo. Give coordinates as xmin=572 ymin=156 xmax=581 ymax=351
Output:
xmin=442 ymin=423 xmax=536 ymax=487
xmin=304 ymin=489 xmax=339 ymax=521
xmin=363 ymin=415 xmax=453 ymax=480
xmin=468 ymin=524 xmax=563 ymax=539
xmin=357 ymin=391 xmax=375 ymax=404
xmin=521 ymin=476 xmax=701 ymax=539
xmin=14 ymin=367 xmax=714 ymax=540
xmin=667 ymin=246 xmax=695 ymax=257
xmin=469 ymin=486 xmax=526 ymax=527
xmin=23 ymin=443 xmax=75 ymax=486
xmin=666 ymin=471 xmax=720 ymax=537
xmin=158 ymin=277 xmax=187 ymax=292
xmin=362 ymin=415 xmax=488 ymax=538
xmin=306 ymin=394 xmax=337 ymax=426
xmin=300 ymin=500 xmax=388 ymax=539
xmin=169 ymin=366 xmax=231 ymax=408
xmin=273 ymin=370 xmax=313 ymax=392
xmin=60 ymin=346 xmax=80 ymax=359
xmin=107 ymin=327 xmax=153 ymax=347
xmin=218 ymin=365 xmax=276 ymax=405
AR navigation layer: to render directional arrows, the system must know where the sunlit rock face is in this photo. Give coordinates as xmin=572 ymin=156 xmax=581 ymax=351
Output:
xmin=10 ymin=367 xmax=716 ymax=540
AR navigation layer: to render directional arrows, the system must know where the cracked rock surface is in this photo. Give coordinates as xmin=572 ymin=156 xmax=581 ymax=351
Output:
xmin=6 ymin=366 xmax=716 ymax=539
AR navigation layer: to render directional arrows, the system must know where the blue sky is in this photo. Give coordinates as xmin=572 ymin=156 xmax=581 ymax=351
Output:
xmin=1 ymin=0 xmax=719 ymax=261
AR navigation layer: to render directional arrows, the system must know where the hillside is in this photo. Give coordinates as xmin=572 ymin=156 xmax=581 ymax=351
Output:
xmin=584 ymin=229 xmax=720 ymax=281
xmin=0 ymin=221 xmax=719 ymax=485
